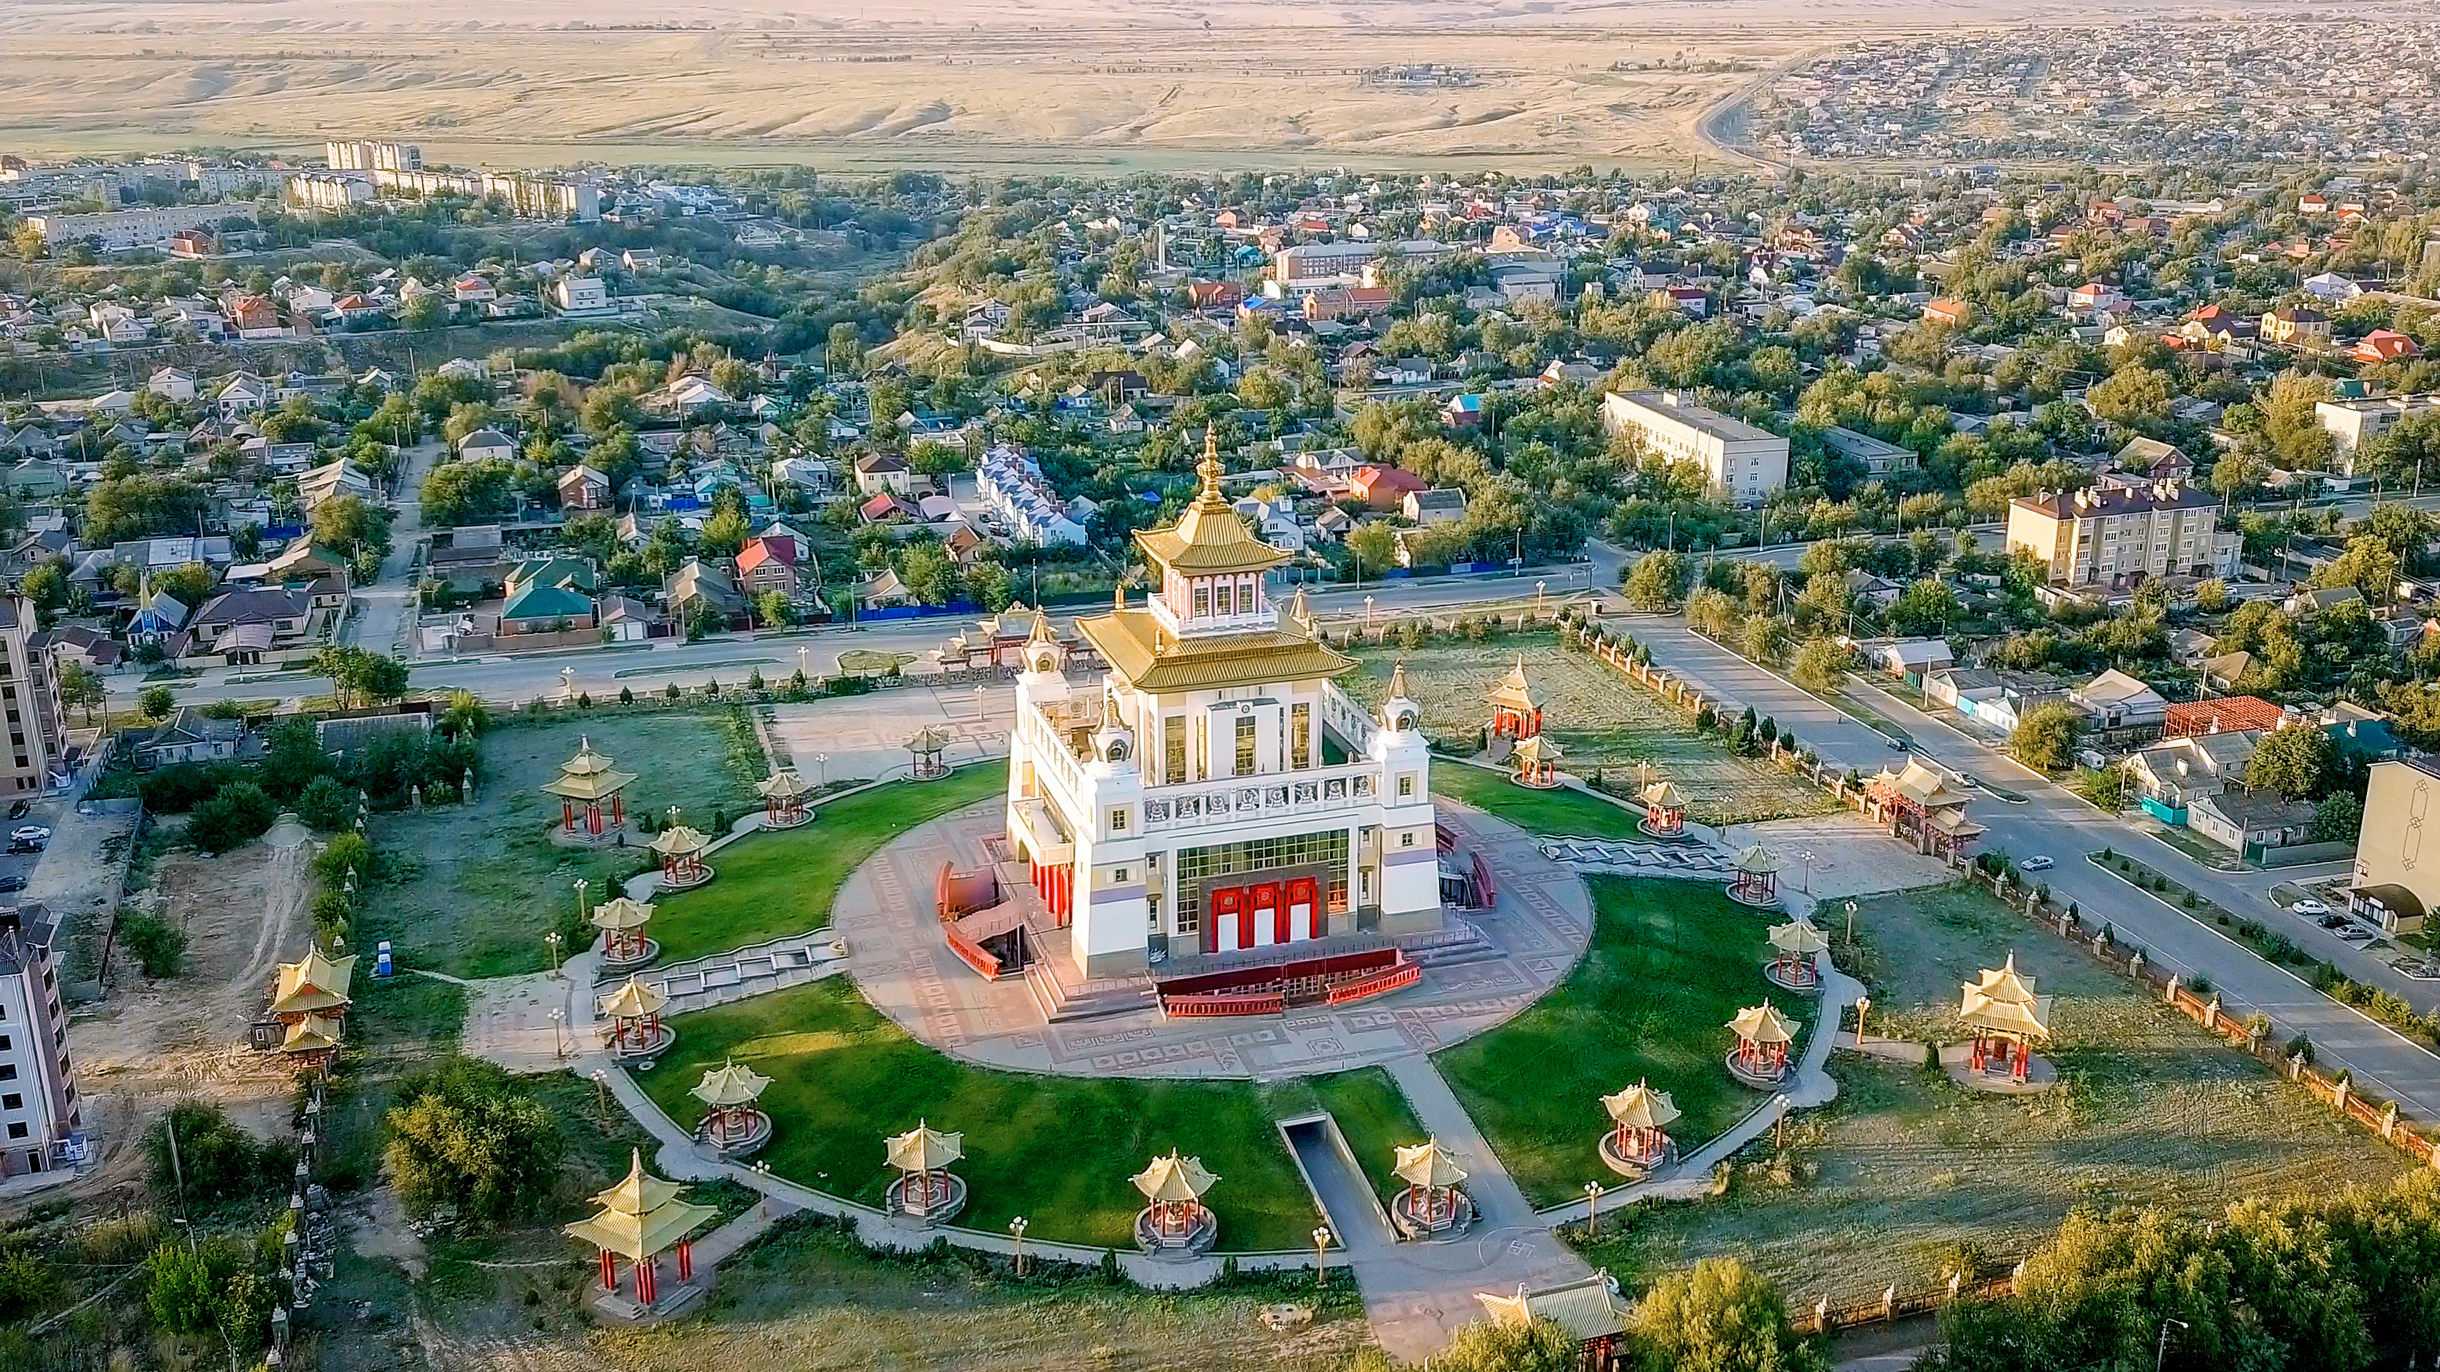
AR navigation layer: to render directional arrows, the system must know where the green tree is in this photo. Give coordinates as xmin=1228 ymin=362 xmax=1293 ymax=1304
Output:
xmin=2194 ymin=577 xmax=2231 ymax=613
xmin=20 ymin=563 xmax=66 ymax=618
xmin=9 ymin=224 xmax=42 ymax=262
xmin=1791 ymin=637 xmax=1849 ymax=692
xmin=1347 ymin=521 xmax=1398 ymax=576
xmin=1888 ymin=578 xmax=1963 ymax=636
xmin=294 ymin=774 xmax=357 ymax=831
xmin=54 ymin=660 xmax=107 ymax=724
xmin=2319 ymin=534 xmax=2402 ymax=605
xmin=755 ymin=588 xmax=793 ymax=628
xmin=1416 ymin=1318 xmax=1582 ymax=1372
xmin=2246 ymin=724 xmax=2334 ymax=800
xmin=188 ymin=780 xmax=278 ymax=852
xmin=401 ymin=293 xmax=446 ymax=331
xmin=2313 ymin=791 xmax=2365 ymax=842
xmin=1628 ymin=1257 xmax=1826 ymax=1372
xmin=897 ymin=541 xmax=956 ymax=605
xmin=2009 ymin=700 xmax=2083 ymax=773
xmin=137 ymin=684 xmax=176 ymax=721
xmin=383 ymin=1058 xmax=564 ymax=1226
xmin=1623 ymin=550 xmax=1690 ymax=611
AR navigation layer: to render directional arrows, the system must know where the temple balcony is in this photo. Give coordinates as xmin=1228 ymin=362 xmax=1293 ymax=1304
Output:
xmin=1140 ymin=761 xmax=1381 ymax=838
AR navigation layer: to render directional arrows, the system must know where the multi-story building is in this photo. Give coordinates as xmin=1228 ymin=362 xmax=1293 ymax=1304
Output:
xmin=1007 ymin=432 xmax=1440 ymax=980
xmin=0 ymin=903 xmax=80 ymax=1178
xmin=2317 ymin=393 xmax=2440 ymax=474
xmin=325 ymin=139 xmax=421 ymax=172
xmin=1601 ymin=390 xmax=1789 ymax=502
xmin=2350 ymin=757 xmax=2440 ymax=935
xmin=287 ymin=173 xmax=373 ymax=211
xmin=2003 ymin=481 xmax=2240 ymax=589
xmin=23 ymin=204 xmax=236 ymax=252
xmin=0 ymin=597 xmax=60 ymax=796
xmin=373 ymin=167 xmax=600 ymax=222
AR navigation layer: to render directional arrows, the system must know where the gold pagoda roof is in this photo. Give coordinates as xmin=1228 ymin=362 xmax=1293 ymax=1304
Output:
xmin=598 ymin=976 xmax=669 ymax=1021
xmin=271 ymin=947 xmax=357 ymax=1016
xmin=1602 ymin=1080 xmax=1681 ymax=1130
xmin=1514 ymin=733 xmax=1564 ymax=765
xmin=1639 ymin=780 xmax=1685 ymax=808
xmin=1768 ymin=919 xmax=1828 ymax=956
xmin=1959 ymin=955 xmax=2053 ymax=1040
xmin=1132 ymin=1150 xmax=1218 ymax=1204
xmin=1733 ymin=843 xmax=1780 ymax=874
xmin=886 ymin=1120 xmax=965 ymax=1173
xmin=906 ymin=725 xmax=951 ymax=752
xmin=1133 ymin=428 xmax=1290 ymax=577
xmin=1486 ymin=656 xmax=1545 ymax=712
xmin=1870 ymin=760 xmax=1972 ymax=811
xmin=1728 ymin=1002 xmax=1797 ymax=1045
xmin=542 ymin=736 xmax=638 ymax=803
xmin=590 ymin=896 xmax=655 ymax=932
xmin=564 ymin=1149 xmax=715 ymax=1261
xmin=650 ymin=824 xmax=710 ymax=856
xmin=280 ymin=1012 xmax=343 ymax=1054
xmin=1393 ymin=1138 xmax=1469 ymax=1190
xmin=690 ymin=1059 xmax=772 ymax=1108
xmin=1477 ymin=1273 xmax=1629 ymax=1343
xmin=756 ymin=769 xmax=812 ymax=800
xmin=1077 ymin=607 xmax=1356 ymax=694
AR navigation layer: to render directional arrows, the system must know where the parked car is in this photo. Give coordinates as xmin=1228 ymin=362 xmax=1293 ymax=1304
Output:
xmin=9 ymin=826 xmax=48 ymax=844
xmin=2337 ymin=924 xmax=2376 ymax=941
xmin=2291 ymin=898 xmax=2331 ymax=916
xmin=2021 ymin=856 xmax=2054 ymax=872
xmin=7 ymin=801 xmax=30 ymax=821
xmin=0 ymin=876 xmax=25 ymax=893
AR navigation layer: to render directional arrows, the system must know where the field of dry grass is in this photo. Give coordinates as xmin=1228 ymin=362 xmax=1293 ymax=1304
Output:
xmin=1343 ymin=638 xmax=1836 ymax=826
xmin=1572 ymin=882 xmax=2409 ymax=1303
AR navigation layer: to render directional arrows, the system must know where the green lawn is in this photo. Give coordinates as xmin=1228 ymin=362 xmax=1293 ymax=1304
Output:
xmin=1433 ymin=875 xmax=1791 ymax=1208
xmin=649 ymin=763 xmax=1007 ymax=964
xmin=642 ymin=978 xmax=1426 ymax=1252
xmin=1432 ymin=764 xmax=1646 ymax=840
xmin=363 ymin=711 xmax=761 ymax=980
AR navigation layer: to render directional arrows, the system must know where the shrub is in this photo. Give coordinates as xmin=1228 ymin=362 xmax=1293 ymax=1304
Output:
xmin=384 ymin=1058 xmax=563 ymax=1226
xmin=619 ymin=686 xmax=635 ymax=705
xmin=116 ymin=910 xmax=186 ymax=978
xmin=293 ymin=774 xmax=356 ymax=832
xmin=148 ymin=1102 xmax=294 ymax=1207
xmin=315 ymin=831 xmax=374 ymax=886
xmin=186 ymin=781 xmax=278 ymax=853
xmin=2288 ymin=1033 xmax=2315 ymax=1064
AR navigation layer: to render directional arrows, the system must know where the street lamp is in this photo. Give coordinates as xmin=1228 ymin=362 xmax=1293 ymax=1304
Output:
xmin=816 ymin=752 xmax=828 ymax=788
xmin=549 ymin=1007 xmax=567 ymax=1059
xmin=1798 ymin=851 xmax=1815 ymax=896
xmin=796 ymin=646 xmax=809 ymax=682
xmin=2156 ymin=1317 xmax=2188 ymax=1372
xmin=1855 ymin=995 xmax=1872 ymax=1045
xmin=1583 ymin=1180 xmax=1604 ymax=1239
xmin=1364 ymin=594 xmax=1374 ymax=628
xmin=545 ymin=929 xmax=562 ymax=979
xmin=1009 ymin=1216 xmax=1028 ymax=1278
xmin=1844 ymin=899 xmax=1858 ymax=942
xmin=1312 ymin=1225 xmax=1332 ymax=1287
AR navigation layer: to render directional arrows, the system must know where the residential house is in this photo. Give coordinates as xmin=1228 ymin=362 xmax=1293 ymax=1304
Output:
xmin=2354 ymin=330 xmax=2422 ymax=365
xmin=456 ymin=428 xmax=517 ymax=464
xmin=1349 ymin=465 xmax=1428 ymax=511
xmin=1923 ymin=298 xmax=1972 ymax=327
xmin=498 ymin=580 xmax=596 ymax=636
xmin=1820 ymin=426 xmax=1920 ymax=477
xmin=146 ymin=367 xmax=195 ymax=402
xmin=734 ymin=536 xmax=804 ymax=597
xmin=2070 ymin=668 xmax=2170 ymax=734
xmin=177 ymin=588 xmax=312 ymax=664
xmin=664 ymin=558 xmax=744 ymax=622
xmin=1859 ymin=637 xmax=1955 ymax=685
xmin=2124 ymin=730 xmax=2262 ymax=824
xmin=134 ymin=707 xmax=246 ymax=769
xmin=1442 ymin=393 xmax=1485 ymax=429
xmin=556 ymin=463 xmax=611 ymax=511
xmin=31 ymin=625 xmax=121 ymax=674
xmin=2004 ymin=481 xmax=2240 ymax=589
xmin=1404 ymin=488 xmax=1468 ymax=526
xmin=2261 ymin=306 xmax=2331 ymax=348
xmin=853 ymin=454 xmax=916 ymax=497
xmin=2189 ymin=789 xmax=2315 ymax=858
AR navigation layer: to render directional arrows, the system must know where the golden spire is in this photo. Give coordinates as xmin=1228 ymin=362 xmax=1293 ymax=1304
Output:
xmin=1389 ymin=660 xmax=1411 ymax=699
xmin=1193 ymin=424 xmax=1227 ymax=510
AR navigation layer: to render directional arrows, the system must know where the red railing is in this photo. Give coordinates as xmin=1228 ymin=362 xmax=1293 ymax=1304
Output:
xmin=1160 ymin=990 xmax=1286 ymax=1018
xmin=1326 ymin=960 xmax=1422 ymax=1004
xmin=1156 ymin=946 xmax=1401 ymax=999
xmin=942 ymin=924 xmax=1002 ymax=980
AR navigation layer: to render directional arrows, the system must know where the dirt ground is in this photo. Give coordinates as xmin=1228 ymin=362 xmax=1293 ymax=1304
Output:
xmin=63 ymin=830 xmax=317 ymax=1203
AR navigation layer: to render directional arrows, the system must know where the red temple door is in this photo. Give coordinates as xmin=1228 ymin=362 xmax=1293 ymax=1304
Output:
xmin=1252 ymin=882 xmax=1283 ymax=946
xmin=1211 ymin=887 xmax=1246 ymax=952
xmin=1286 ymin=876 xmax=1320 ymax=941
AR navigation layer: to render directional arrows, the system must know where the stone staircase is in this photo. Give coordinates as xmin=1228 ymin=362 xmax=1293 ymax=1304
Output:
xmin=1021 ymin=925 xmax=1158 ymax=1023
xmin=620 ymin=930 xmax=850 ymax=1015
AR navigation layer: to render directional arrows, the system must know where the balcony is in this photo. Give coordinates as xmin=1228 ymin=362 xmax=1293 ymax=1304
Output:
xmin=1141 ymin=762 xmax=1379 ymax=836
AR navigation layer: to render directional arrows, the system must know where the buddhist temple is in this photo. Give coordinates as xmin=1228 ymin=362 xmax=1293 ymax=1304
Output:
xmin=1006 ymin=424 xmax=1441 ymax=980
xmin=1727 ymin=843 xmax=1781 ymax=907
xmin=598 ymin=976 xmax=673 ymax=1058
xmin=1390 ymin=1137 xmax=1473 ymax=1237
xmin=1864 ymin=759 xmax=1985 ymax=860
xmin=1475 ymin=1272 xmax=1629 ymax=1370
xmin=650 ymin=823 xmax=714 ymax=891
xmin=1485 ymin=656 xmax=1546 ymax=740
xmin=1131 ymin=1149 xmax=1220 ymax=1255
xmin=1765 ymin=918 xmax=1828 ymax=992
xmin=591 ymin=896 xmax=658 ymax=968
xmin=756 ymin=769 xmax=814 ymax=829
xmin=269 ymin=947 xmax=356 ymax=1065
xmin=1513 ymin=732 xmax=1564 ymax=789
xmin=542 ymin=738 xmax=638 ymax=841
xmin=1637 ymin=779 xmax=1686 ymax=838
xmin=884 ymin=1120 xmax=967 ymax=1223
xmin=689 ymin=1059 xmax=773 ymax=1155
xmin=1599 ymin=1080 xmax=1680 ymax=1177
xmin=1726 ymin=1001 xmax=1797 ymax=1087
xmin=564 ymin=1150 xmax=716 ymax=1315
xmin=1958 ymin=955 xmax=2053 ymax=1083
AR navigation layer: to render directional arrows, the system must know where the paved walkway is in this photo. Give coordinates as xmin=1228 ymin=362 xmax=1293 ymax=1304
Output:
xmin=345 ymin=438 xmax=440 ymax=657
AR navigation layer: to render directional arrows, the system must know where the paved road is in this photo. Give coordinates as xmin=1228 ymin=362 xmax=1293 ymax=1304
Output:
xmin=1624 ymin=616 xmax=2440 ymax=1123
xmin=341 ymin=438 xmax=442 ymax=657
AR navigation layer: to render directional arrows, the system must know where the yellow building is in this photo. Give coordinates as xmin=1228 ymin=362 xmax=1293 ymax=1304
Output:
xmin=2003 ymin=481 xmax=2240 ymax=590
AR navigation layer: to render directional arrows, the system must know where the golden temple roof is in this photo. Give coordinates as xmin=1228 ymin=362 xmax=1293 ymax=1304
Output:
xmin=1076 ymin=607 xmax=1356 ymax=694
xmin=1728 ymin=1002 xmax=1797 ymax=1045
xmin=598 ymin=976 xmax=669 ymax=1021
xmin=1132 ymin=427 xmax=1290 ymax=577
xmin=1514 ymin=733 xmax=1564 ymax=765
xmin=1733 ymin=843 xmax=1781 ymax=874
xmin=590 ymin=896 xmax=655 ymax=932
xmin=1870 ymin=760 xmax=1973 ymax=812
xmin=1638 ymin=780 xmax=1685 ymax=808
xmin=690 ymin=1059 xmax=773 ymax=1108
xmin=271 ymin=947 xmax=357 ymax=1017
xmin=1393 ymin=1138 xmax=1469 ymax=1190
xmin=1959 ymin=954 xmax=2053 ymax=1040
xmin=564 ymin=1149 xmax=716 ymax=1261
xmin=886 ymin=1120 xmax=966 ymax=1174
xmin=280 ymin=1012 xmax=343 ymax=1054
xmin=542 ymin=736 xmax=639 ymax=803
xmin=1601 ymin=1080 xmax=1681 ymax=1130
xmin=1485 ymin=656 xmax=1545 ymax=713
xmin=1477 ymin=1273 xmax=1629 ymax=1343
xmin=1768 ymin=919 xmax=1828 ymax=956
xmin=649 ymin=824 xmax=710 ymax=856
xmin=757 ymin=769 xmax=812 ymax=801
xmin=1132 ymin=1150 xmax=1218 ymax=1204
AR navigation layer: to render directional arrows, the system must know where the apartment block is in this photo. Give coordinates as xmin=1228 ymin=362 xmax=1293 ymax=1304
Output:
xmin=0 ymin=596 xmax=61 ymax=795
xmin=0 ymin=904 xmax=80 ymax=1178
xmin=23 ymin=204 xmax=236 ymax=251
xmin=2317 ymin=393 xmax=2440 ymax=474
xmin=325 ymin=140 xmax=422 ymax=172
xmin=1600 ymin=390 xmax=1789 ymax=502
xmin=2004 ymin=481 xmax=2240 ymax=589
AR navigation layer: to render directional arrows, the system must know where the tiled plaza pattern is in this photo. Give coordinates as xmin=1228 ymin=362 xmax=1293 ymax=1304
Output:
xmin=835 ymin=799 xmax=1595 ymax=1080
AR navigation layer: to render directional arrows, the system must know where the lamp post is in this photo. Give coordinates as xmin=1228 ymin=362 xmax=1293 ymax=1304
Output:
xmin=1855 ymin=995 xmax=1872 ymax=1045
xmin=796 ymin=646 xmax=809 ymax=683
xmin=1009 ymin=1216 xmax=1028 ymax=1278
xmin=545 ymin=929 xmax=562 ymax=979
xmin=549 ymin=1007 xmax=567 ymax=1059
xmin=1312 ymin=1225 xmax=1332 ymax=1287
xmin=816 ymin=752 xmax=828 ymax=788
xmin=2156 ymin=1317 xmax=2188 ymax=1372
xmin=1798 ymin=850 xmax=1815 ymax=896
xmin=1364 ymin=594 xmax=1374 ymax=628
xmin=1845 ymin=898 xmax=1858 ymax=942
xmin=1584 ymin=1180 xmax=1604 ymax=1239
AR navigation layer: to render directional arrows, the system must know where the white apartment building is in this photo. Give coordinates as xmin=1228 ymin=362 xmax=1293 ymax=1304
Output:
xmin=374 ymin=168 xmax=601 ymax=222
xmin=0 ymin=904 xmax=81 ymax=1178
xmin=1273 ymin=238 xmax=1451 ymax=283
xmin=325 ymin=139 xmax=422 ymax=172
xmin=24 ymin=204 xmax=235 ymax=251
xmin=1601 ymin=390 xmax=1790 ymax=502
xmin=0 ymin=595 xmax=62 ymax=795
xmin=2317 ymin=393 xmax=2440 ymax=475
xmin=2004 ymin=481 xmax=2240 ymax=589
xmin=287 ymin=173 xmax=374 ymax=211
xmin=977 ymin=444 xmax=1086 ymax=547
xmin=1007 ymin=434 xmax=1440 ymax=980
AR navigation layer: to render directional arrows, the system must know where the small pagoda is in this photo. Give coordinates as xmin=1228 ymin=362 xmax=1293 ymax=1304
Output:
xmin=1637 ymin=780 xmax=1687 ymax=838
xmin=1726 ymin=1001 xmax=1798 ymax=1089
xmin=269 ymin=948 xmax=356 ymax=1068
xmin=1513 ymin=733 xmax=1564 ymax=789
xmin=1131 ymin=1150 xmax=1219 ymax=1256
xmin=650 ymin=821 xmax=714 ymax=891
xmin=689 ymin=1059 xmax=772 ymax=1156
xmin=1599 ymin=1080 xmax=1681 ymax=1178
xmin=564 ymin=1149 xmax=717 ymax=1316
xmin=598 ymin=976 xmax=674 ymax=1059
xmin=1957 ymin=955 xmax=2055 ymax=1087
xmin=1486 ymin=655 xmax=1546 ymax=740
xmin=757 ymin=769 xmax=814 ymax=830
xmin=884 ymin=1120 xmax=967 ymax=1225
xmin=1727 ymin=843 xmax=1781 ymax=908
xmin=542 ymin=737 xmax=638 ymax=843
xmin=1764 ymin=918 xmax=1828 ymax=994
xmin=591 ymin=896 xmax=658 ymax=969
xmin=1390 ymin=1137 xmax=1474 ymax=1239
xmin=907 ymin=726 xmax=951 ymax=781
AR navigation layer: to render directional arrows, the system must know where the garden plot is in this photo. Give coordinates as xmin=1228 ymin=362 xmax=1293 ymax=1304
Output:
xmin=1344 ymin=641 xmax=1834 ymax=826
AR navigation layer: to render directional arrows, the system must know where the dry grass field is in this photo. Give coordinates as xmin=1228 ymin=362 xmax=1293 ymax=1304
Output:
xmin=0 ymin=0 xmax=2202 ymax=172
xmin=1344 ymin=638 xmax=1835 ymax=826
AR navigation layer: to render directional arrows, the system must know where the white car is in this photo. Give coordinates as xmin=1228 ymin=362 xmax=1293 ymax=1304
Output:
xmin=2291 ymin=898 xmax=2331 ymax=917
xmin=8 ymin=826 xmax=48 ymax=844
xmin=2021 ymin=856 xmax=2053 ymax=872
